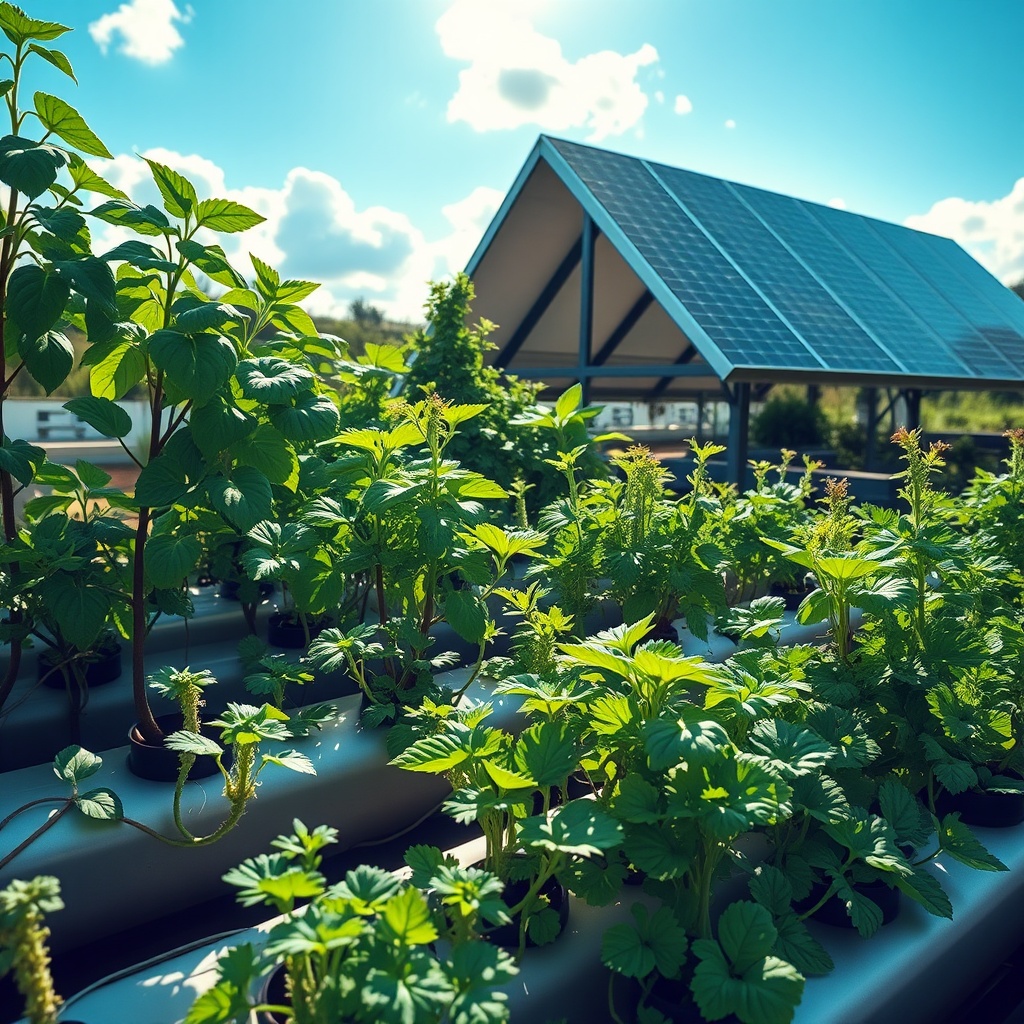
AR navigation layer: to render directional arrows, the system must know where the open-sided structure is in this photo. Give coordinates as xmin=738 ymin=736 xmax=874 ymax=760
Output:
xmin=465 ymin=136 xmax=1024 ymax=477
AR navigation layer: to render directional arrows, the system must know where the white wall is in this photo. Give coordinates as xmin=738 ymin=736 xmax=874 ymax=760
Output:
xmin=5 ymin=398 xmax=150 ymax=448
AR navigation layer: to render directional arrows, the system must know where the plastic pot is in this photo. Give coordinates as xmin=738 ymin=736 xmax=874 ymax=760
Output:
xmin=942 ymin=786 xmax=1024 ymax=829
xmin=267 ymin=613 xmax=329 ymax=650
xmin=39 ymin=640 xmax=123 ymax=690
xmin=126 ymin=712 xmax=224 ymax=782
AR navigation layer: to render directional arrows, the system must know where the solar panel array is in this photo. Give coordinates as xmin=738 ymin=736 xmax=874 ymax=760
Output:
xmin=549 ymin=138 xmax=1024 ymax=382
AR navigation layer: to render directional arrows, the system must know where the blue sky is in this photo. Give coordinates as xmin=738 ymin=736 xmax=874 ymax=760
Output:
xmin=25 ymin=0 xmax=1024 ymax=321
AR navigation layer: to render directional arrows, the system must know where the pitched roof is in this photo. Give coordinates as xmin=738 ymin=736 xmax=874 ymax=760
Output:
xmin=466 ymin=136 xmax=1024 ymax=399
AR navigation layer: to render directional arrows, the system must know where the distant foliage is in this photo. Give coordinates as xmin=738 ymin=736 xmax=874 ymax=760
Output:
xmin=402 ymin=273 xmax=557 ymax=513
xmin=752 ymin=394 xmax=831 ymax=449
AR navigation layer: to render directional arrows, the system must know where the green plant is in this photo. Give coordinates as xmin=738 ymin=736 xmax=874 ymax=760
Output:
xmin=0 ymin=4 xmax=126 ymax=715
xmin=403 ymin=273 xmax=552 ymax=515
xmin=306 ymin=394 xmax=529 ymax=722
xmin=149 ymin=667 xmax=318 ymax=847
xmin=0 ymin=746 xmax=122 ymax=872
xmin=0 ymin=875 xmax=64 ymax=1024
xmin=185 ymin=820 xmax=519 ymax=1024
xmin=751 ymin=393 xmax=830 ymax=449
xmin=391 ymin=697 xmax=622 ymax=956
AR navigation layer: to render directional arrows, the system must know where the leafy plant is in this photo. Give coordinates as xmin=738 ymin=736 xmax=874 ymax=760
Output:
xmin=0 ymin=874 xmax=65 ymax=1024
xmin=185 ymin=820 xmax=519 ymax=1024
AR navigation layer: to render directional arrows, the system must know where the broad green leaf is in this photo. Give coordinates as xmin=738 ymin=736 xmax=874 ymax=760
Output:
xmin=7 ymin=264 xmax=69 ymax=339
xmin=268 ymin=390 xmax=339 ymax=442
xmin=554 ymin=384 xmax=582 ymax=421
xmin=144 ymin=156 xmax=197 ymax=218
xmin=88 ymin=199 xmax=170 ymax=236
xmin=0 ymin=436 xmax=44 ymax=485
xmin=748 ymin=865 xmax=794 ymax=918
xmin=235 ymin=356 xmax=314 ymax=402
xmin=53 ymin=745 xmax=101 ymax=785
xmin=381 ymin=885 xmax=438 ymax=946
xmin=718 ymin=901 xmax=777 ymax=974
xmin=27 ymin=44 xmax=76 ymax=82
xmin=937 ymin=813 xmax=1007 ymax=871
xmin=0 ymin=134 xmax=67 ymax=198
xmin=207 ymin=467 xmax=272 ymax=532
xmin=625 ymin=823 xmax=691 ymax=880
xmin=645 ymin=717 xmax=731 ymax=771
xmin=0 ymin=7 xmax=68 ymax=45
xmin=34 ymin=92 xmax=112 ymax=158
xmin=188 ymin=393 xmax=257 ymax=457
xmin=518 ymin=800 xmax=623 ymax=857
xmin=55 ymin=256 xmax=117 ymax=315
xmin=134 ymin=452 xmax=190 ymax=507
xmin=814 ymin=554 xmax=884 ymax=583
xmin=86 ymin=336 xmax=147 ymax=400
xmin=233 ymin=423 xmax=298 ymax=488
xmin=67 ymin=153 xmax=128 ymax=200
xmin=445 ymin=587 xmax=488 ymax=645
xmin=772 ymin=914 xmax=833 ymax=977
xmin=165 ymin=730 xmax=223 ymax=757
xmin=877 ymin=779 xmax=932 ymax=850
xmin=76 ymin=787 xmax=122 ymax=821
xmin=195 ymin=198 xmax=264 ymax=233
xmin=515 ymin=721 xmax=578 ymax=788
xmin=175 ymin=240 xmax=247 ymax=289
xmin=38 ymin=577 xmax=109 ymax=649
xmin=745 ymin=720 xmax=833 ymax=780
xmin=149 ymin=330 xmax=237 ymax=405
xmin=102 ymin=239 xmax=177 ymax=273
xmin=76 ymin=460 xmax=111 ymax=488
xmin=391 ymin=725 xmax=499 ymax=774
xmin=262 ymin=750 xmax=316 ymax=775
xmin=610 ymin=774 xmax=662 ymax=824
xmin=146 ymin=533 xmax=202 ymax=589
xmin=174 ymin=300 xmax=240 ymax=334
xmin=63 ymin=395 xmax=131 ymax=438
xmin=893 ymin=867 xmax=951 ymax=919
xmin=20 ymin=329 xmax=72 ymax=394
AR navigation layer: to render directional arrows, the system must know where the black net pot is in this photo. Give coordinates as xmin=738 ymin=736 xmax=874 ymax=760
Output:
xmin=127 ymin=712 xmax=226 ymax=782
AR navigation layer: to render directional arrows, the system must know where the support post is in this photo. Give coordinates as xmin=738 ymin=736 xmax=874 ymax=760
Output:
xmin=862 ymin=386 xmax=879 ymax=471
xmin=726 ymin=382 xmax=751 ymax=487
xmin=696 ymin=394 xmax=705 ymax=442
xmin=903 ymin=388 xmax=922 ymax=431
xmin=578 ymin=214 xmax=596 ymax=406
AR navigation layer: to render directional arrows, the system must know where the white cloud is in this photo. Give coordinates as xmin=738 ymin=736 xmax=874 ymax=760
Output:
xmin=673 ymin=94 xmax=693 ymax=115
xmin=90 ymin=0 xmax=192 ymax=65
xmin=655 ymin=90 xmax=665 ymax=104
xmin=905 ymin=178 xmax=1024 ymax=286
xmin=84 ymin=149 xmax=504 ymax=323
xmin=437 ymin=0 xmax=658 ymax=141
xmin=724 ymin=118 xmax=736 ymax=129
xmin=827 ymin=197 xmax=847 ymax=210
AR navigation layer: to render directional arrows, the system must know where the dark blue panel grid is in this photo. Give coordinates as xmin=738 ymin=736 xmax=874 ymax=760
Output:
xmin=552 ymin=140 xmax=821 ymax=371
xmin=737 ymin=184 xmax=968 ymax=378
xmin=811 ymin=206 xmax=1011 ymax=380
xmin=868 ymin=219 xmax=1024 ymax=370
xmin=651 ymin=163 xmax=901 ymax=375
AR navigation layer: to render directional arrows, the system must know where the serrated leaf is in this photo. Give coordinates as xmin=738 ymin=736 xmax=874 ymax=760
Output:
xmin=207 ymin=467 xmax=272 ymax=532
xmin=937 ymin=813 xmax=1007 ymax=871
xmin=34 ymin=92 xmax=111 ymax=157
xmin=515 ymin=721 xmax=578 ymax=789
xmin=718 ymin=901 xmax=777 ymax=975
xmin=0 ymin=134 xmax=66 ymax=198
xmin=445 ymin=587 xmax=488 ymax=645
xmin=0 ymin=436 xmax=44 ymax=485
xmin=263 ymin=750 xmax=316 ymax=775
xmin=146 ymin=533 xmax=202 ymax=588
xmin=7 ymin=263 xmax=69 ymax=340
xmin=381 ymin=885 xmax=438 ymax=946
xmin=518 ymin=800 xmax=622 ymax=857
xmin=53 ymin=745 xmax=102 ymax=785
xmin=149 ymin=330 xmax=237 ymax=406
xmin=196 ymin=197 xmax=264 ymax=233
xmin=63 ymin=395 xmax=131 ymax=438
xmin=76 ymin=787 xmax=122 ymax=821
xmin=144 ymin=156 xmax=196 ymax=218
xmin=165 ymin=730 xmax=223 ymax=756
xmin=772 ymin=914 xmax=834 ymax=977
xmin=20 ymin=329 xmax=72 ymax=394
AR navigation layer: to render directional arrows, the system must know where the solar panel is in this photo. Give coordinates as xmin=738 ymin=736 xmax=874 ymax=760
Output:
xmin=868 ymin=219 xmax=1024 ymax=369
xmin=546 ymin=137 xmax=1024 ymax=385
xmin=551 ymin=140 xmax=822 ymax=371
xmin=806 ymin=203 xmax=1012 ymax=379
xmin=651 ymin=163 xmax=903 ymax=375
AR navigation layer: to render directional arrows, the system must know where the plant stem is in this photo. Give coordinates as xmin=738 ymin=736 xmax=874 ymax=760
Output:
xmin=0 ymin=801 xmax=72 ymax=873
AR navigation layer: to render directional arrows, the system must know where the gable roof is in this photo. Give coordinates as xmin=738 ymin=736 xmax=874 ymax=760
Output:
xmin=466 ymin=136 xmax=1024 ymax=400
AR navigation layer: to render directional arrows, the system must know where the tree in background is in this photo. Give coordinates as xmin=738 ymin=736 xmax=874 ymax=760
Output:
xmin=401 ymin=273 xmax=558 ymax=515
